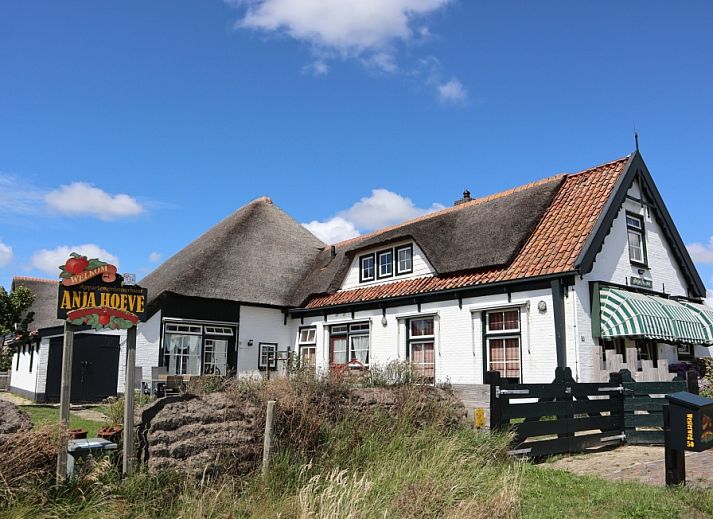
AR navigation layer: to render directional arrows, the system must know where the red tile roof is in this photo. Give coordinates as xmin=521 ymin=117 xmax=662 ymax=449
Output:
xmin=305 ymin=155 xmax=630 ymax=309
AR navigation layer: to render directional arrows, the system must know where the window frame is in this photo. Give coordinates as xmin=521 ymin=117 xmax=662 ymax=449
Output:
xmin=407 ymin=317 xmax=435 ymax=384
xmin=395 ymin=244 xmax=414 ymax=276
xmin=359 ymin=253 xmax=376 ymax=283
xmin=377 ymin=248 xmax=394 ymax=279
xmin=297 ymin=326 xmax=317 ymax=369
xmin=483 ymin=309 xmax=522 ymax=383
xmin=329 ymin=322 xmax=370 ymax=367
xmin=626 ymin=211 xmax=648 ymax=267
xmin=161 ymin=321 xmax=236 ymax=376
xmin=258 ymin=342 xmax=278 ymax=370
xmin=202 ymin=338 xmax=228 ymax=375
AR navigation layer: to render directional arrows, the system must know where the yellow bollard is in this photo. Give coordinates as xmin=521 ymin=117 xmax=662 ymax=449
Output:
xmin=474 ymin=408 xmax=486 ymax=429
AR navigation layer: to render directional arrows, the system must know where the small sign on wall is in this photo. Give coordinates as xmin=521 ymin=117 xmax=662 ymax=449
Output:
xmin=630 ymin=276 xmax=653 ymax=289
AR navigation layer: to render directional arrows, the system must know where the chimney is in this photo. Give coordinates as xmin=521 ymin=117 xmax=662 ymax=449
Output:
xmin=330 ymin=245 xmax=336 ymax=258
xmin=454 ymin=189 xmax=472 ymax=206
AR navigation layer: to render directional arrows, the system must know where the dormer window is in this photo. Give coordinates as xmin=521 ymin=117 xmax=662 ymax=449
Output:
xmin=359 ymin=253 xmax=375 ymax=282
xmin=626 ymin=213 xmax=647 ymax=266
xmin=377 ymin=249 xmax=393 ymax=279
xmin=396 ymin=244 xmax=413 ymax=275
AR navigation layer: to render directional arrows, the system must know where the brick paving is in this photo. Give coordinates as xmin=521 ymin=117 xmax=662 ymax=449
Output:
xmin=547 ymin=445 xmax=713 ymax=488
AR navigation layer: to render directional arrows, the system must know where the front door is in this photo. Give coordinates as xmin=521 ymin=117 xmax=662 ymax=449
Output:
xmin=202 ymin=338 xmax=228 ymax=375
xmin=330 ymin=335 xmax=348 ymax=367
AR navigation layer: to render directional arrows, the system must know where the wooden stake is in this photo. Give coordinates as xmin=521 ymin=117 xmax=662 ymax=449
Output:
xmin=122 ymin=326 xmax=137 ymax=476
xmin=56 ymin=322 xmax=76 ymax=482
xmin=262 ymin=400 xmax=276 ymax=479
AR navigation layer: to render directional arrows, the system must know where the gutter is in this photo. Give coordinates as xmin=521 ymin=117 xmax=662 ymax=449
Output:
xmin=289 ymin=271 xmax=577 ymax=318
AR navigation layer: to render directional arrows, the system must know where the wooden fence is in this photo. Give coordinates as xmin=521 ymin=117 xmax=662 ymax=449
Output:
xmin=488 ymin=366 xmax=698 ymax=457
xmin=0 ymin=371 xmax=8 ymax=391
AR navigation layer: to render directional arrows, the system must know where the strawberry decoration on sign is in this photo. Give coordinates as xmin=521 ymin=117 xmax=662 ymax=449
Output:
xmin=59 ymin=252 xmax=117 ymax=286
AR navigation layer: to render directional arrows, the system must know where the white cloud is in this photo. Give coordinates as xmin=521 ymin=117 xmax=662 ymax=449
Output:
xmin=0 ymin=240 xmax=13 ymax=268
xmin=148 ymin=252 xmax=161 ymax=263
xmin=45 ymin=182 xmax=144 ymax=221
xmin=437 ymin=78 xmax=467 ymax=103
xmin=234 ymin=0 xmax=450 ymax=55
xmin=303 ymin=189 xmax=443 ymax=243
xmin=688 ymin=237 xmax=713 ymax=265
xmin=31 ymin=244 xmax=119 ymax=276
xmin=302 ymin=60 xmax=329 ymax=76
xmin=228 ymin=0 xmax=462 ymax=100
xmin=340 ymin=188 xmax=444 ymax=230
xmin=303 ymin=216 xmax=360 ymax=243
xmin=0 ymin=173 xmax=45 ymax=215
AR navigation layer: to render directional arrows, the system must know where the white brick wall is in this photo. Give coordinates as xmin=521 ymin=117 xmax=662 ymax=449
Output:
xmin=117 ymin=310 xmax=161 ymax=393
xmin=574 ymin=179 xmax=712 ymax=382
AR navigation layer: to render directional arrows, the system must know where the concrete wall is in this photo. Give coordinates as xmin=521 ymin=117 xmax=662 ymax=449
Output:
xmin=8 ymin=343 xmax=40 ymax=398
xmin=237 ymin=305 xmax=291 ymax=377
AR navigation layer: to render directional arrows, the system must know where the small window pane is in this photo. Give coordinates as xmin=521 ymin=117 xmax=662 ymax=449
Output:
xmin=397 ymin=247 xmax=412 ymax=273
xmin=351 ymin=335 xmax=369 ymax=365
xmin=299 ymin=328 xmax=316 ymax=344
xmin=332 ymin=337 xmax=348 ymax=364
xmin=350 ymin=323 xmax=370 ymax=332
xmin=259 ymin=344 xmax=277 ymax=369
xmin=361 ymin=255 xmax=375 ymax=280
xmin=487 ymin=310 xmax=519 ymax=332
xmin=378 ymin=251 xmax=393 ymax=277
xmin=628 ymin=230 xmax=644 ymax=262
xmin=626 ymin=215 xmax=642 ymax=229
xmin=331 ymin=325 xmax=348 ymax=335
xmin=410 ymin=318 xmax=434 ymax=337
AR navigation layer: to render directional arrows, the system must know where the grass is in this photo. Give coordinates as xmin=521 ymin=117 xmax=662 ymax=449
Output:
xmin=521 ymin=464 xmax=713 ymax=519
xmin=4 ymin=375 xmax=713 ymax=518
xmin=20 ymin=405 xmax=105 ymax=437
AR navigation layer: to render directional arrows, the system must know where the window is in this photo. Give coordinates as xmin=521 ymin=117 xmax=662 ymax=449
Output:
xmin=677 ymin=344 xmax=693 ymax=359
xmin=485 ymin=309 xmax=521 ymax=382
xmin=259 ymin=343 xmax=277 ymax=370
xmin=329 ymin=322 xmax=370 ymax=367
xmin=396 ymin=245 xmax=413 ymax=275
xmin=163 ymin=322 xmax=235 ymax=376
xmin=360 ymin=254 xmax=376 ymax=282
xmin=204 ymin=326 xmax=234 ymax=336
xmin=203 ymin=339 xmax=228 ymax=375
xmin=408 ymin=318 xmax=435 ymax=384
xmin=377 ymin=249 xmax=393 ymax=279
xmin=626 ymin=213 xmax=647 ymax=265
xmin=164 ymin=333 xmax=201 ymax=375
xmin=298 ymin=327 xmax=317 ymax=368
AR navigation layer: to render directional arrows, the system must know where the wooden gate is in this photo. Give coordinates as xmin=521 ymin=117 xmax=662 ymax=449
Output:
xmin=488 ymin=366 xmax=698 ymax=456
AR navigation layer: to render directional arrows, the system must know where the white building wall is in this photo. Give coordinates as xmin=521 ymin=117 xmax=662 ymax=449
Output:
xmin=237 ymin=305 xmax=291 ymax=377
xmin=341 ymin=241 xmax=435 ymax=291
xmin=9 ymin=343 xmax=40 ymax=397
xmin=574 ymin=179 xmax=711 ymax=382
xmin=293 ymin=287 xmax=559 ymax=385
xmin=118 ymin=310 xmax=161 ymax=394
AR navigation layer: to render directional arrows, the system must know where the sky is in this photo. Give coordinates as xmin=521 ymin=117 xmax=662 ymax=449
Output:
xmin=0 ymin=1 xmax=712 ymax=297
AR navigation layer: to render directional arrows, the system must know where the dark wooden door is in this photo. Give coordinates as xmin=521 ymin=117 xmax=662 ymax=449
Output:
xmin=46 ymin=334 xmax=120 ymax=402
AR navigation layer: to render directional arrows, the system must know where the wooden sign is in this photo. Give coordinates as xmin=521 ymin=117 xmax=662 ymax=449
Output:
xmin=56 ymin=253 xmax=147 ymax=330
xmin=630 ymin=276 xmax=653 ymax=289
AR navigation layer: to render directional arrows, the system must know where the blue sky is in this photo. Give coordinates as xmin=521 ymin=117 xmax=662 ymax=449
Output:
xmin=1 ymin=1 xmax=712 ymax=295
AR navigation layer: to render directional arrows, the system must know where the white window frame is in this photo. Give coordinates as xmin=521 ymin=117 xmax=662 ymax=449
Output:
xmin=626 ymin=213 xmax=647 ymax=265
xmin=377 ymin=249 xmax=393 ymax=279
xmin=395 ymin=245 xmax=413 ymax=275
xmin=407 ymin=317 xmax=435 ymax=384
xmin=258 ymin=343 xmax=277 ymax=370
xmin=165 ymin=323 xmax=202 ymax=335
xmin=486 ymin=335 xmax=522 ymax=381
xmin=204 ymin=326 xmax=234 ymax=336
xmin=202 ymin=338 xmax=228 ymax=375
xmin=359 ymin=254 xmax=376 ymax=282
xmin=298 ymin=327 xmax=317 ymax=344
xmin=485 ymin=309 xmax=521 ymax=334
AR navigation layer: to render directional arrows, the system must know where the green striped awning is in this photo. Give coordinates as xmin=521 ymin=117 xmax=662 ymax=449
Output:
xmin=680 ymin=301 xmax=713 ymax=345
xmin=599 ymin=287 xmax=708 ymax=344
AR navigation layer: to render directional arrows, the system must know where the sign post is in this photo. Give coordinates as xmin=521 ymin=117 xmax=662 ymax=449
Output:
xmin=55 ymin=253 xmax=147 ymax=482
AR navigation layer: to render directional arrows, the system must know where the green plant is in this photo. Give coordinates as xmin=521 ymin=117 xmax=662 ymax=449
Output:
xmin=104 ymin=391 xmax=151 ymax=427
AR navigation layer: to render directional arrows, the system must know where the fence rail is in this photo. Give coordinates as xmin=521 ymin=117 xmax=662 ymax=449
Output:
xmin=488 ymin=366 xmax=698 ymax=457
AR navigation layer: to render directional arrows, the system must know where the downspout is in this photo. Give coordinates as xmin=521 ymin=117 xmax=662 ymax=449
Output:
xmin=551 ymin=279 xmax=567 ymax=368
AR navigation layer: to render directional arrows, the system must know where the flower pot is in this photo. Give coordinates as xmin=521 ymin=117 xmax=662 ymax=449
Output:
xmin=97 ymin=425 xmax=122 ymax=443
xmin=67 ymin=428 xmax=88 ymax=439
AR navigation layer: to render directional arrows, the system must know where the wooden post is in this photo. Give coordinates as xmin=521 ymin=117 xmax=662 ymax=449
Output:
xmin=122 ymin=326 xmax=137 ymax=476
xmin=262 ymin=400 xmax=276 ymax=478
xmin=664 ymin=405 xmax=686 ymax=486
xmin=686 ymin=368 xmax=699 ymax=395
xmin=486 ymin=371 xmax=502 ymax=431
xmin=56 ymin=322 xmax=76 ymax=482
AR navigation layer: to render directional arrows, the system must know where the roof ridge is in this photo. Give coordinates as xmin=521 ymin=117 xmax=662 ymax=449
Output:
xmin=13 ymin=276 xmax=57 ymax=284
xmin=331 ymin=174 xmax=566 ymax=247
xmin=565 ymin=154 xmax=632 ymax=177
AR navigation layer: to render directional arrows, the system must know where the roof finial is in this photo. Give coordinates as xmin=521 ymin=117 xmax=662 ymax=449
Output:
xmin=634 ymin=128 xmax=639 ymax=152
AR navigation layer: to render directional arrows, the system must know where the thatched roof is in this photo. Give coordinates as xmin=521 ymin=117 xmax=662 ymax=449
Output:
xmin=291 ymin=175 xmax=565 ymax=305
xmin=141 ymin=197 xmax=325 ymax=308
xmin=11 ymin=277 xmax=63 ymax=332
